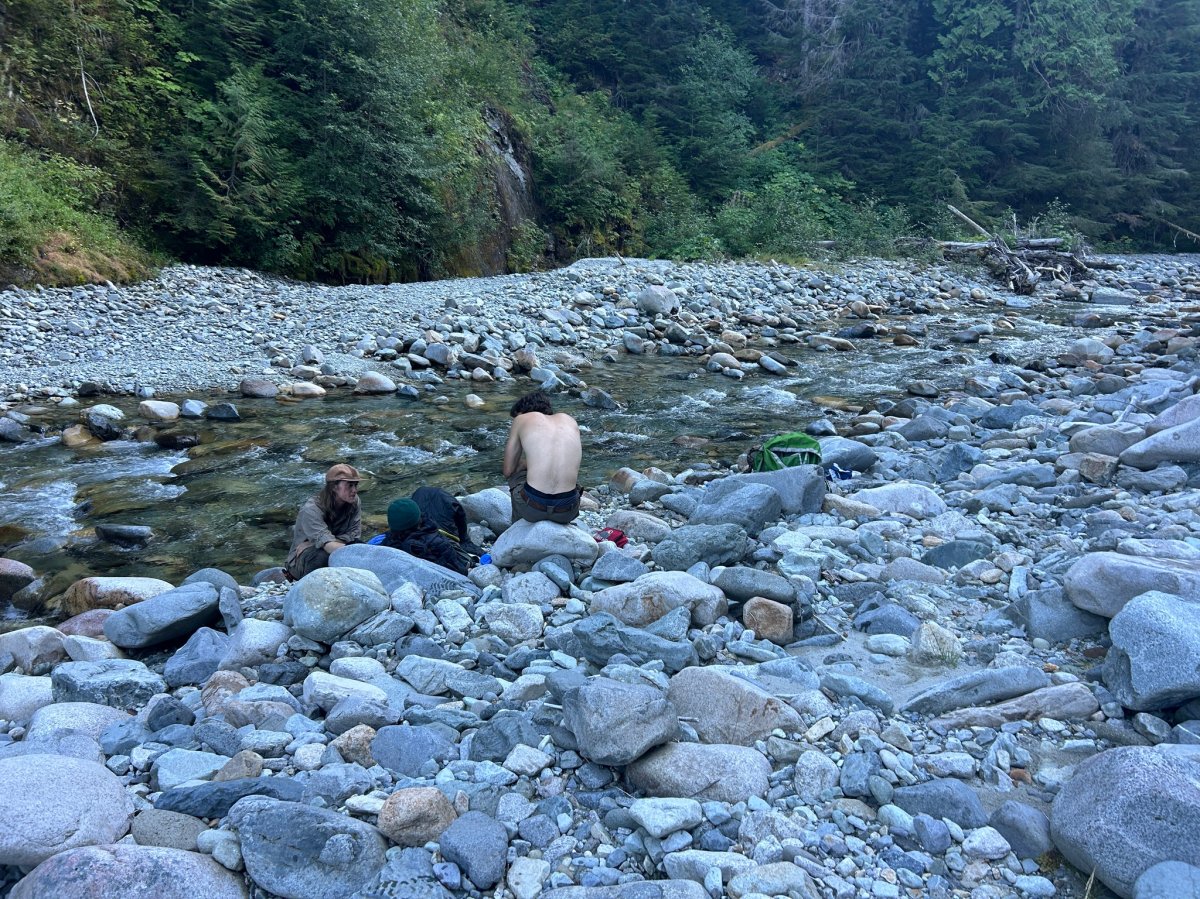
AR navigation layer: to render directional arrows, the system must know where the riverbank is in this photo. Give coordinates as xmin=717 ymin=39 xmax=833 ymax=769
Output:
xmin=2 ymin=255 xmax=1200 ymax=898
xmin=3 ymin=254 xmax=1197 ymax=406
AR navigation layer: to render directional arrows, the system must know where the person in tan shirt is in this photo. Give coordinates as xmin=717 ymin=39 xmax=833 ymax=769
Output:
xmin=503 ymin=390 xmax=582 ymax=524
xmin=285 ymin=463 xmax=363 ymax=580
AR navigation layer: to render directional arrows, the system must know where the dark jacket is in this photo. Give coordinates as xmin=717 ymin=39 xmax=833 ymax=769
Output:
xmin=380 ymin=525 xmax=469 ymax=575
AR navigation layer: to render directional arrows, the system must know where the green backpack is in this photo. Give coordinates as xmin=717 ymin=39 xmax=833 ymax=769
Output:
xmin=750 ymin=432 xmax=823 ymax=472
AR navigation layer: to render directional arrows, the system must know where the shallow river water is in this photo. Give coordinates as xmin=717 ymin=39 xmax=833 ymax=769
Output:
xmin=0 ymin=297 xmax=1142 ymax=617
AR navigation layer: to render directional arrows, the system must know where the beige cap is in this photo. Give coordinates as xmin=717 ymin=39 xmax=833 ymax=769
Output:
xmin=325 ymin=463 xmax=361 ymax=484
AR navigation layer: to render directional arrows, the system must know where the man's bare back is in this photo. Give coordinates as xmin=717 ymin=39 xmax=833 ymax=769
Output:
xmin=503 ymin=411 xmax=581 ymax=494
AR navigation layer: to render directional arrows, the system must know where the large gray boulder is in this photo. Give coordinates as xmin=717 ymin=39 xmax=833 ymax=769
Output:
xmin=571 ymin=613 xmax=698 ymax=673
xmin=51 ymin=659 xmax=166 ymax=708
xmin=818 ymin=436 xmax=878 ymax=472
xmin=229 ymin=796 xmax=387 ymax=898
xmin=0 ymin=754 xmax=135 ymax=866
xmin=489 ymin=520 xmax=598 ymax=568
xmin=1104 ymin=591 xmax=1200 ymax=710
xmin=651 ymin=524 xmax=749 ymax=571
xmin=163 ymin=628 xmax=229 ymax=688
xmin=590 ymin=571 xmax=727 ymax=628
xmin=0 ymin=674 xmax=53 ymax=723
xmin=847 ymin=482 xmax=947 ymax=519
xmin=1145 ymin=393 xmax=1200 ymax=436
xmin=903 ymin=667 xmax=1051 ymax=716
xmin=710 ymin=566 xmax=795 ymax=604
xmin=331 ymin=544 xmax=478 ymax=598
xmin=283 ymin=566 xmax=390 ymax=643
xmin=561 ymin=678 xmax=679 ymax=766
xmin=10 ymin=845 xmax=247 ymax=899
xmin=637 ymin=285 xmax=679 ymax=315
xmin=458 ymin=487 xmax=512 ymax=533
xmin=1069 ymin=422 xmax=1147 ymax=457
xmin=667 ymin=667 xmax=802 ymax=745
xmin=1052 ymin=746 xmax=1200 ymax=898
xmin=103 ymin=582 xmax=220 ymax=649
xmin=688 ymin=480 xmax=783 ymax=537
xmin=626 ymin=743 xmax=771 ymax=803
xmin=720 ymin=466 xmax=827 ymax=514
xmin=1120 ymin=417 xmax=1200 ymax=469
xmin=1064 ymin=552 xmax=1200 ymax=618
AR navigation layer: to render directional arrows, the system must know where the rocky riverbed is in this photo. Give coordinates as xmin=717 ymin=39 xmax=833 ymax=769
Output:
xmin=2 ymin=255 xmax=1200 ymax=899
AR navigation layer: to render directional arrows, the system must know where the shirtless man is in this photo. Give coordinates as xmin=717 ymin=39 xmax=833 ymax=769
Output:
xmin=503 ymin=390 xmax=582 ymax=524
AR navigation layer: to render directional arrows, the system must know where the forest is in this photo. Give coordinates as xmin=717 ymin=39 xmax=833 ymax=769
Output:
xmin=1 ymin=0 xmax=1197 ymax=285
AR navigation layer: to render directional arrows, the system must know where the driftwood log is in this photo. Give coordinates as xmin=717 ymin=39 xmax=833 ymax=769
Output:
xmin=938 ymin=205 xmax=1110 ymax=290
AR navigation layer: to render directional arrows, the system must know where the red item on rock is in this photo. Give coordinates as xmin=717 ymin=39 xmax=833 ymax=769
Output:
xmin=594 ymin=527 xmax=628 ymax=548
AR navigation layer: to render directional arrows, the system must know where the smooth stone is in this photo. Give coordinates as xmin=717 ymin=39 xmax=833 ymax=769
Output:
xmin=931 ymin=683 xmax=1099 ymax=729
xmin=0 ymin=673 xmax=53 ymax=723
xmin=847 ymin=483 xmax=947 ymax=519
xmin=892 ymin=778 xmax=988 ymax=828
xmin=667 ymin=666 xmax=801 ymax=745
xmin=62 ymin=577 xmax=174 ymax=616
xmin=0 ymin=754 xmax=134 ymax=867
xmin=229 ymin=796 xmax=387 ymax=898
xmin=626 ymin=743 xmax=771 ymax=803
xmin=0 ymin=625 xmax=66 ymax=675
xmin=1064 ymin=552 xmax=1200 ymax=618
xmin=1133 ymin=861 xmax=1200 ymax=899
xmin=9 ymin=845 xmax=247 ymax=899
xmin=591 ymin=571 xmax=727 ymax=628
xmin=103 ymin=582 xmax=220 ymax=649
xmin=1120 ymin=417 xmax=1200 ymax=469
xmin=333 ymin=543 xmax=480 ymax=598
xmin=377 ymin=788 xmax=458 ymax=847
xmin=570 ymin=612 xmax=698 ymax=673
xmin=651 ymin=524 xmax=750 ymax=571
xmin=437 ymin=811 xmax=508 ymax=889
xmin=155 ymin=777 xmax=304 ymax=819
xmin=490 ymin=520 xmax=599 ymax=568
xmin=1052 ymin=746 xmax=1200 ymax=898
xmin=51 ymin=659 xmax=166 ymax=708
xmin=131 ymin=809 xmax=209 ymax=851
xmin=1104 ymin=591 xmax=1200 ymax=710
xmin=561 ymin=678 xmax=679 ymax=766
xmin=283 ymin=566 xmax=390 ymax=644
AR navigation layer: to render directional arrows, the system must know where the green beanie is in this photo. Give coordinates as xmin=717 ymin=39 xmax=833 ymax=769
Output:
xmin=387 ymin=499 xmax=421 ymax=532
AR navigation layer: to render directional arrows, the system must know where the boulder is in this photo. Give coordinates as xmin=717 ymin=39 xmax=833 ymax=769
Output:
xmin=138 ymin=400 xmax=181 ymax=421
xmin=238 ymin=378 xmax=277 ymax=398
xmin=0 ymin=754 xmax=134 ymax=866
xmin=931 ymin=683 xmax=1100 ymax=730
xmin=1069 ymin=422 xmax=1147 ymax=457
xmin=742 ymin=597 xmax=794 ymax=645
xmin=721 ymin=466 xmax=827 ymax=515
xmin=377 ymin=787 xmax=457 ymax=847
xmin=818 ymin=436 xmax=879 ymax=472
xmin=1133 ymin=861 xmax=1200 ymax=899
xmin=1064 ymin=552 xmax=1200 ymax=618
xmin=164 ymin=628 xmax=230 ymax=688
xmin=561 ymin=678 xmax=679 ymax=766
xmin=651 ymin=524 xmax=749 ymax=571
xmin=331 ymin=543 xmax=479 ymax=598
xmin=0 ymin=674 xmax=53 ymax=723
xmin=688 ymin=480 xmax=783 ymax=537
xmin=892 ymin=778 xmax=987 ymax=828
xmin=283 ymin=566 xmax=390 ymax=643
xmin=103 ymin=582 xmax=220 ymax=649
xmin=62 ymin=577 xmax=174 ymax=616
xmin=229 ymin=796 xmax=387 ymax=898
xmin=847 ymin=483 xmax=947 ymax=519
xmin=571 ymin=613 xmax=698 ymax=674
xmin=1052 ymin=746 xmax=1200 ymax=898
xmin=437 ymin=811 xmax=508 ymax=889
xmin=637 ymin=285 xmax=679 ymax=315
xmin=667 ymin=667 xmax=802 ymax=744
xmin=1104 ymin=591 xmax=1200 ymax=710
xmin=0 ymin=625 xmax=66 ymax=674
xmin=711 ymin=566 xmax=794 ymax=604
xmin=904 ymin=667 xmax=1051 ymax=716
xmin=1146 ymin=393 xmax=1200 ymax=436
xmin=354 ymin=372 xmax=397 ymax=394
xmin=0 ymin=558 xmax=35 ymax=603
xmin=459 ymin=487 xmax=513 ymax=533
xmin=1120 ymin=417 xmax=1200 ymax=469
xmin=28 ymin=702 xmax=130 ymax=742
xmin=51 ymin=659 xmax=166 ymax=708
xmin=490 ymin=520 xmax=599 ymax=568
xmin=590 ymin=571 xmax=727 ymax=628
xmin=9 ymin=845 xmax=247 ymax=899
xmin=626 ymin=743 xmax=771 ymax=803
xmin=219 ymin=619 xmax=292 ymax=671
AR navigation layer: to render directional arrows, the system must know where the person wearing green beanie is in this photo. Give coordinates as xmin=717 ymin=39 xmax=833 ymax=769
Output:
xmin=380 ymin=495 xmax=469 ymax=574
xmin=387 ymin=499 xmax=421 ymax=533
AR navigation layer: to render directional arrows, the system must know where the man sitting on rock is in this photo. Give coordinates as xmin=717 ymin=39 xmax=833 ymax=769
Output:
xmin=503 ymin=390 xmax=582 ymax=524
xmin=285 ymin=463 xmax=362 ymax=580
xmin=379 ymin=497 xmax=471 ymax=574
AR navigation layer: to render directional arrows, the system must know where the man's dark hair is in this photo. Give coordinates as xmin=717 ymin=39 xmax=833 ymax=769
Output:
xmin=510 ymin=390 xmax=553 ymax=418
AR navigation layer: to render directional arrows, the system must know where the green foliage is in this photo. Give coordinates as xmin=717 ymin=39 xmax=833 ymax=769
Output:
xmin=2 ymin=0 xmax=1196 ymax=283
xmin=0 ymin=139 xmax=151 ymax=283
